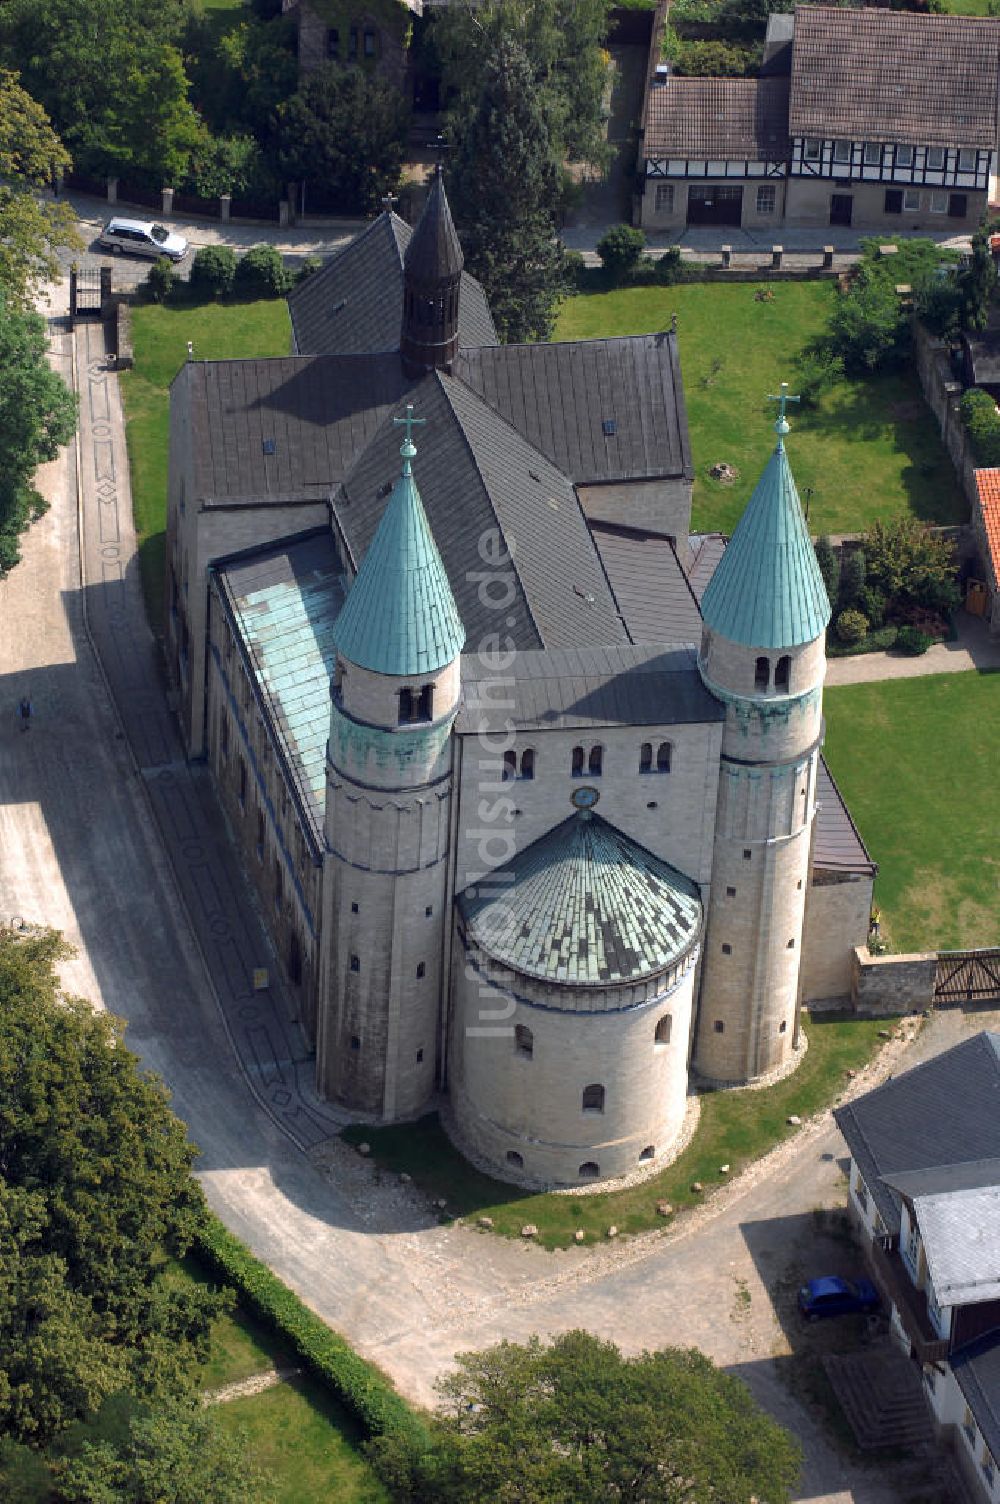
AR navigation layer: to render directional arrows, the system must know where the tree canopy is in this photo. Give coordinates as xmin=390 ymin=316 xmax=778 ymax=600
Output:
xmin=276 ymin=63 xmax=409 ymax=215
xmin=0 ymin=70 xmax=79 ymax=309
xmin=370 ymin=1329 xmax=802 ymax=1502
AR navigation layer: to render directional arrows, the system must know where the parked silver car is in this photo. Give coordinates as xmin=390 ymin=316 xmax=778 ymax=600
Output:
xmin=97 ymin=217 xmax=189 ymax=262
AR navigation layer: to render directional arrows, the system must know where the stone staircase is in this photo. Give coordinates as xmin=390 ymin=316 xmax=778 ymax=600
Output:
xmin=823 ymin=1349 xmax=933 ymax=1449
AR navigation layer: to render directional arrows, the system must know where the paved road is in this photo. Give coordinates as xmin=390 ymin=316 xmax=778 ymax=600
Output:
xmin=0 ymin=298 xmax=981 ymax=1502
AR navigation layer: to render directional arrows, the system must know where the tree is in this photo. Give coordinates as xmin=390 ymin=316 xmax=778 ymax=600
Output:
xmin=0 ymin=928 xmax=223 ymax=1441
xmin=838 ymin=546 xmax=866 ymax=611
xmin=276 ymin=63 xmax=408 ymax=215
xmin=370 ymin=1330 xmax=801 ymax=1503
xmin=0 ymin=71 xmax=79 ymax=308
xmin=596 ymin=224 xmax=647 ymax=282
xmin=862 ymin=517 xmax=960 ymax=615
xmin=814 ymin=535 xmax=838 ymax=609
xmin=0 ymin=297 xmax=77 ymax=573
xmin=959 ymin=221 xmax=996 ymax=333
xmin=445 ymin=34 xmax=568 ymax=342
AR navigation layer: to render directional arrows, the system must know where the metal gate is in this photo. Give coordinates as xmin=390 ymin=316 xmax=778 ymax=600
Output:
xmin=934 ymin=949 xmax=1000 ymax=1005
xmin=69 ymin=266 xmax=107 ymax=321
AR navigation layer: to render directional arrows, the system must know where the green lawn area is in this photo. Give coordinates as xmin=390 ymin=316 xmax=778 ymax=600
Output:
xmin=121 ymin=296 xmax=290 ymax=628
xmin=554 ymin=282 xmax=965 ymax=535
xmin=344 ymin=1011 xmax=896 ymax=1249
xmin=824 ymin=673 xmax=1000 ymax=953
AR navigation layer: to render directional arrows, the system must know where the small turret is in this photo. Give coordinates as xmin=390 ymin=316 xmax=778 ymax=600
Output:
xmin=400 ymin=164 xmax=464 ymax=376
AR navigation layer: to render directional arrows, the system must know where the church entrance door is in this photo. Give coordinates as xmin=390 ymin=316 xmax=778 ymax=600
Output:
xmin=687 ymin=185 xmax=743 ymax=226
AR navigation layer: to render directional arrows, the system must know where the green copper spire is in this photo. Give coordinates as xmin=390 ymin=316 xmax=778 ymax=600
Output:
xmin=700 ymin=386 xmax=830 ymax=650
xmin=332 ymin=406 xmax=466 ymax=676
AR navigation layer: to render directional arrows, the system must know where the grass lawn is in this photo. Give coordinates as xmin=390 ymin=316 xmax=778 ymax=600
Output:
xmin=824 ymin=673 xmax=1000 ymax=953
xmin=121 ymin=295 xmax=290 ymax=628
xmin=343 ymin=1011 xmax=895 ymax=1249
xmin=554 ymin=282 xmax=965 ymax=536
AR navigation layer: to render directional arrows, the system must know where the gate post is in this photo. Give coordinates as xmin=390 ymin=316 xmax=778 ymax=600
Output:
xmin=69 ymin=265 xmax=78 ymax=323
xmin=99 ymin=266 xmax=112 ymax=318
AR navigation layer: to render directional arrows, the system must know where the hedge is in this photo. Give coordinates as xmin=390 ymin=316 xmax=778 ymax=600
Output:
xmin=194 ymin=1212 xmax=423 ymax=1445
xmin=826 ymin=624 xmax=898 ymax=658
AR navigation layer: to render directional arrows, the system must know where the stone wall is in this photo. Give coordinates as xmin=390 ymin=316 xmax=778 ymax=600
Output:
xmin=801 ymin=870 xmax=874 ymax=1005
xmin=850 ymin=945 xmax=936 ymax=1015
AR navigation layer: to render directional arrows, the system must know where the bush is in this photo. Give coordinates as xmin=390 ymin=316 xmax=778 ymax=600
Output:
xmin=295 ymin=254 xmax=322 ymax=284
xmin=795 ymin=344 xmax=844 ymax=408
xmin=194 ymin=1213 xmax=421 ymax=1445
xmin=834 ymin=608 xmax=869 ymax=645
xmin=654 ymin=246 xmax=683 ymax=284
xmin=862 ymin=516 xmax=960 ymax=615
xmin=960 ymin=386 xmax=1000 ymax=467
xmin=563 ymin=249 xmax=587 ymax=290
xmin=814 ymin=535 xmax=838 ymax=609
xmin=596 ymin=224 xmax=647 ymax=282
xmin=674 ymin=38 xmax=762 ymax=75
xmin=895 ymin=624 xmax=932 ymax=655
xmin=856 ymin=584 xmax=887 ymax=630
xmin=827 ymin=623 xmax=898 ymax=657
xmin=234 ymin=243 xmax=291 ymax=299
xmin=190 ymin=244 xmax=238 ymax=300
xmin=838 ymin=547 xmax=866 ymax=611
xmin=145 ymin=257 xmax=176 ymax=304
xmin=915 ymin=274 xmax=962 ymax=338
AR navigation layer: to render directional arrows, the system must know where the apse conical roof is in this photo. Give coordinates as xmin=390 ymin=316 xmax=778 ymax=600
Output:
xmin=332 ymin=410 xmax=465 ymax=677
xmin=700 ymin=404 xmax=830 ymax=649
xmin=403 ymin=164 xmax=464 ymax=283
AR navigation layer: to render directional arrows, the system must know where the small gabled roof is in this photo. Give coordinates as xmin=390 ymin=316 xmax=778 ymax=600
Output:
xmin=700 ymin=408 xmax=830 ymax=649
xmin=458 ymin=810 xmax=702 ymax=994
xmin=644 ymin=77 xmax=790 ymax=161
xmin=332 ymin=417 xmax=465 ymax=677
xmin=912 ymin=1186 xmax=1000 ymax=1307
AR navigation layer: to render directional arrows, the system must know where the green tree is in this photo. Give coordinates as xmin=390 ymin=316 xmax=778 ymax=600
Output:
xmin=0 ymin=297 xmax=77 ymax=573
xmin=0 ymin=928 xmax=222 ymax=1439
xmin=959 ymin=221 xmax=996 ymax=333
xmin=371 ymin=1330 xmax=801 ymax=1503
xmin=276 ymin=63 xmax=408 ymax=215
xmin=0 ymin=70 xmax=80 ymax=308
xmin=838 ymin=546 xmax=866 ymax=611
xmin=862 ymin=516 xmax=960 ymax=615
xmin=445 ymin=35 xmax=567 ymax=342
xmin=814 ymin=535 xmax=838 ymax=609
xmin=597 ymin=224 xmax=647 ymax=282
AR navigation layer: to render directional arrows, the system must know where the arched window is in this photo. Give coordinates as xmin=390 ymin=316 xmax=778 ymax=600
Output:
xmin=639 ymin=1145 xmax=655 ymax=1162
xmin=502 ymin=749 xmax=517 ymax=782
xmin=582 ymin=1083 xmax=605 ymax=1113
xmin=515 ymin=1024 xmax=533 ymax=1058
xmin=506 ymin=1150 xmax=524 ymax=1169
xmin=520 ymin=748 xmax=535 ymax=780
xmin=656 ymin=741 xmax=672 ymax=773
xmin=578 ymin=1161 xmax=600 ymax=1178
xmin=655 ymin=1014 xmax=672 ymax=1045
xmin=398 ymin=687 xmax=414 ymax=724
xmin=639 ymin=742 xmax=652 ymax=774
xmin=775 ymin=654 xmax=791 ymax=691
xmin=754 ymin=656 xmax=770 ymax=692
xmin=418 ymin=684 xmax=434 ymax=721
xmin=571 ymin=745 xmax=584 ymax=777
xmin=588 ymin=745 xmax=603 ymax=777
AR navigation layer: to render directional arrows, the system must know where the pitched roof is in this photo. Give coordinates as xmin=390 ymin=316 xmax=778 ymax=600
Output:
xmin=455 ymin=644 xmax=725 ymax=734
xmin=644 ymin=77 xmax=790 ymax=160
xmin=404 ymin=165 xmax=463 ymax=282
xmin=953 ymin=1334 xmax=1000 ymax=1463
xmin=590 ymin=524 xmax=704 ymax=646
xmin=458 ymin=810 xmax=703 ymax=992
xmin=455 ymin=332 xmax=693 ymax=484
xmin=813 ymin=756 xmax=877 ymax=876
xmin=287 ymin=211 xmax=496 ymax=357
xmin=700 ymin=421 xmax=831 ymax=649
xmin=975 ymin=469 xmax=1000 ymax=590
xmin=912 ymin=1186 xmax=1000 ymax=1307
xmin=332 ymin=429 xmax=465 ymax=676
xmin=833 ymin=1032 xmax=1000 ymax=1235
xmin=687 ymin=533 xmax=727 ymax=604
xmin=789 ymin=5 xmax=1000 ymax=148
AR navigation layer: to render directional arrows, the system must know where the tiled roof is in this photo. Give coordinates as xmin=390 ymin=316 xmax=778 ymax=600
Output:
xmin=700 ymin=426 xmax=831 ymax=649
xmin=813 ymin=756 xmax=877 ymax=876
xmin=833 ymin=1032 xmax=1000 ymax=1235
xmin=590 ymin=523 xmax=704 ymax=646
xmin=215 ymin=531 xmax=345 ymax=840
xmin=287 ymin=211 xmax=496 ymax=357
xmin=455 ymin=332 xmax=693 ymax=484
xmin=455 ymin=644 xmax=724 ymax=734
xmin=975 ymin=469 xmax=1000 ymax=590
xmin=912 ymin=1186 xmax=1000 ymax=1307
xmin=458 ymin=810 xmax=703 ymax=991
xmin=644 ymin=77 xmax=790 ymax=160
xmin=332 ymin=435 xmax=465 ymax=677
xmin=789 ymin=5 xmax=1000 ymax=148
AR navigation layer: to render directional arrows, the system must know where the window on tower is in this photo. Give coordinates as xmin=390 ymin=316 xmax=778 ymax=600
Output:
xmin=775 ymin=655 xmax=791 ymax=691
xmin=418 ymin=684 xmax=434 ymax=720
xmin=639 ymin=742 xmax=653 ymax=774
xmin=754 ymin=656 xmax=770 ymax=692
xmin=520 ymin=748 xmax=535 ymax=780
xmin=398 ymin=687 xmax=414 ymax=723
xmin=582 ymin=1083 xmax=605 ymax=1113
xmin=571 ymin=745 xmax=585 ymax=777
xmin=588 ymin=745 xmax=603 ymax=777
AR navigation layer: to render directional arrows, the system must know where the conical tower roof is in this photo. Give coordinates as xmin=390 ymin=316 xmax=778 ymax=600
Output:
xmin=332 ymin=407 xmax=465 ymax=677
xmin=403 ymin=164 xmax=464 ymax=283
xmin=700 ymin=394 xmax=830 ymax=649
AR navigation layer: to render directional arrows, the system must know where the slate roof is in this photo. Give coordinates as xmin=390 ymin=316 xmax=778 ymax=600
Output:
xmin=214 ymin=531 xmax=345 ymax=840
xmin=287 ymin=211 xmax=496 ymax=356
xmin=458 ymin=810 xmax=703 ymax=993
xmin=910 ymin=1186 xmax=1000 ymax=1307
xmin=455 ymin=645 xmax=725 ymax=734
xmin=700 ymin=426 xmax=831 ymax=649
xmin=405 ymin=165 xmax=463 ymax=282
xmin=590 ymin=523 xmax=703 ymax=646
xmin=833 ymin=1032 xmax=1000 ymax=1235
xmin=789 ymin=5 xmax=1000 ymax=148
xmin=687 ymin=533 xmax=727 ymax=605
xmin=975 ymin=469 xmax=1000 ymax=590
xmin=813 ymin=757 xmax=877 ymax=876
xmin=644 ymin=77 xmax=791 ymax=160
xmin=331 ymin=434 xmax=466 ymax=676
xmin=455 ymin=333 xmax=693 ymax=484
xmin=953 ymin=1333 xmax=1000 ymax=1464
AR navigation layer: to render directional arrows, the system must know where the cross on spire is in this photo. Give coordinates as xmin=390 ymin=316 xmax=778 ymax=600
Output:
xmin=382 ymin=189 xmax=398 ymax=214
xmin=394 ymin=404 xmax=426 ymax=474
xmin=767 ymin=382 xmax=800 ymax=443
xmin=431 ymin=135 xmax=450 ymax=174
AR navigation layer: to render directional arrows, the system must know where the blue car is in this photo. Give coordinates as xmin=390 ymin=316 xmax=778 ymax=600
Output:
xmin=798 ymin=1275 xmax=880 ymax=1321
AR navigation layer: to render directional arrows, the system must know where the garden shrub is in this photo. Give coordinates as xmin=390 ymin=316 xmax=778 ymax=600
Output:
xmin=834 ymin=608 xmax=869 ymax=645
xmin=856 ymin=584 xmax=886 ymax=630
xmin=862 ymin=516 xmax=960 ymax=615
xmin=896 ymin=624 xmax=932 ymax=655
xmin=234 ymin=243 xmax=291 ymax=299
xmin=295 ymin=254 xmax=323 ymax=284
xmin=838 ymin=547 xmax=866 ymax=611
xmin=654 ymin=246 xmax=683 ymax=284
xmin=674 ymin=38 xmax=761 ymax=75
xmin=563 ymin=249 xmax=587 ymax=290
xmin=827 ymin=624 xmax=897 ymax=657
xmin=960 ymin=387 xmax=1000 ymax=467
xmin=194 ymin=1213 xmax=421 ymax=1444
xmin=190 ymin=244 xmax=238 ymax=299
xmin=795 ymin=345 xmax=844 ymax=408
xmin=814 ymin=535 xmax=838 ymax=609
xmin=145 ymin=257 xmax=176 ymax=304
xmin=596 ymin=225 xmax=647 ymax=283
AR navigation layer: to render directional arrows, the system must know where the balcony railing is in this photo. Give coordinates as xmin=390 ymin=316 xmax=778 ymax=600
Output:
xmin=868 ymin=1239 xmax=950 ymax=1363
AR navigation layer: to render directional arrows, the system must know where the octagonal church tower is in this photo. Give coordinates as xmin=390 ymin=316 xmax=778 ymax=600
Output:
xmin=693 ymin=390 xmax=831 ymax=1084
xmin=317 ymin=410 xmax=465 ymax=1118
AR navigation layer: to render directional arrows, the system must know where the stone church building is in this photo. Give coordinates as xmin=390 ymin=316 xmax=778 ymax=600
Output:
xmin=165 ymin=169 xmax=875 ymax=1186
